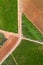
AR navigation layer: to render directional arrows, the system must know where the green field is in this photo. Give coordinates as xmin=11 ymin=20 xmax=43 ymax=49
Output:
xmin=0 ymin=0 xmax=18 ymax=33
xmin=2 ymin=55 xmax=16 ymax=65
xmin=22 ymin=14 xmax=43 ymax=42
xmin=2 ymin=40 xmax=43 ymax=65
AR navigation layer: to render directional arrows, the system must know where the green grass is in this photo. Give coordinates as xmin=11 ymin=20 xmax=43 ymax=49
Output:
xmin=22 ymin=14 xmax=43 ymax=42
xmin=0 ymin=0 xmax=18 ymax=33
xmin=2 ymin=55 xmax=16 ymax=65
xmin=12 ymin=40 xmax=43 ymax=65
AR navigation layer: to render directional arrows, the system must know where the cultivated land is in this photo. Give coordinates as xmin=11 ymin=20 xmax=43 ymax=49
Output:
xmin=0 ymin=0 xmax=18 ymax=33
xmin=23 ymin=0 xmax=43 ymax=33
xmin=0 ymin=0 xmax=21 ymax=64
xmin=0 ymin=0 xmax=43 ymax=65
xmin=22 ymin=14 xmax=43 ymax=42
xmin=1 ymin=14 xmax=43 ymax=65
xmin=2 ymin=40 xmax=43 ymax=65
xmin=2 ymin=55 xmax=16 ymax=65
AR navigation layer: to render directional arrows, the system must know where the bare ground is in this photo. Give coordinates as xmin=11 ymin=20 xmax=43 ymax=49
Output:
xmin=23 ymin=0 xmax=43 ymax=34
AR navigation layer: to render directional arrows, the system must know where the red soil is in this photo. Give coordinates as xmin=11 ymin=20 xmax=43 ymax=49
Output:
xmin=0 ymin=34 xmax=18 ymax=62
xmin=23 ymin=0 xmax=43 ymax=34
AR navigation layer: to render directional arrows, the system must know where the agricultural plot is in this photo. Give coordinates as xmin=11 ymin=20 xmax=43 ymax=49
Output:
xmin=2 ymin=55 xmax=16 ymax=65
xmin=2 ymin=40 xmax=43 ymax=65
xmin=0 ymin=0 xmax=43 ymax=65
xmin=1 ymin=12 xmax=43 ymax=65
xmin=0 ymin=0 xmax=18 ymax=33
xmin=12 ymin=40 xmax=43 ymax=65
xmin=1 ymin=13 xmax=43 ymax=65
xmin=22 ymin=14 xmax=43 ymax=42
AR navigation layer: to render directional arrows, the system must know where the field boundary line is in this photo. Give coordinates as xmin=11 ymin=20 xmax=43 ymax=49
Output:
xmin=11 ymin=54 xmax=18 ymax=65
xmin=23 ymin=13 xmax=43 ymax=34
xmin=22 ymin=36 xmax=43 ymax=44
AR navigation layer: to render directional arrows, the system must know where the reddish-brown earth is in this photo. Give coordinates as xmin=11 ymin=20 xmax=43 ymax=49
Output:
xmin=23 ymin=0 xmax=43 ymax=34
xmin=0 ymin=33 xmax=19 ymax=62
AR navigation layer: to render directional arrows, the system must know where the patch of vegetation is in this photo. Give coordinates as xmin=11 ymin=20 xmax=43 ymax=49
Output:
xmin=22 ymin=14 xmax=43 ymax=42
xmin=0 ymin=33 xmax=7 ymax=47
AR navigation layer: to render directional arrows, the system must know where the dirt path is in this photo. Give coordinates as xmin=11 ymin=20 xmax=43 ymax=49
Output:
xmin=22 ymin=36 xmax=43 ymax=44
xmin=0 ymin=30 xmax=19 ymax=39
xmin=23 ymin=0 xmax=43 ymax=34
xmin=18 ymin=0 xmax=22 ymax=36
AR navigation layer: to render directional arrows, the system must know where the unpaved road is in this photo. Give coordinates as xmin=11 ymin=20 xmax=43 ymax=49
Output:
xmin=23 ymin=0 xmax=43 ymax=34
